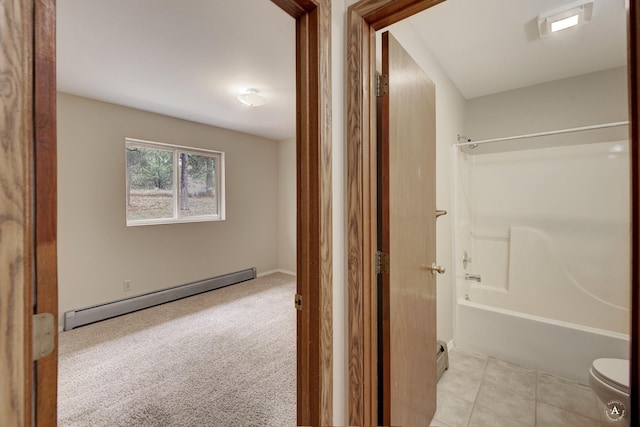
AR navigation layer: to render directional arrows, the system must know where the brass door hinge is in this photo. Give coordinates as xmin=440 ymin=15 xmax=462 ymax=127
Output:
xmin=376 ymin=73 xmax=389 ymax=97
xmin=33 ymin=313 xmax=55 ymax=361
xmin=295 ymin=294 xmax=303 ymax=311
xmin=375 ymin=251 xmax=390 ymax=275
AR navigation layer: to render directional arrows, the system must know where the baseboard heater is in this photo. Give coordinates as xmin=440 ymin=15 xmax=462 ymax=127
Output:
xmin=63 ymin=267 xmax=256 ymax=331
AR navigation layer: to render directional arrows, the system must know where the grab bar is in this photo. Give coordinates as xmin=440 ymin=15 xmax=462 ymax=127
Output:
xmin=464 ymin=274 xmax=481 ymax=282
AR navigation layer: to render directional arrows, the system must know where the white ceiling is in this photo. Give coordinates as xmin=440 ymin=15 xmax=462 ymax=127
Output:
xmin=404 ymin=0 xmax=627 ymax=99
xmin=57 ymin=0 xmax=627 ymax=140
xmin=57 ymin=0 xmax=296 ymax=141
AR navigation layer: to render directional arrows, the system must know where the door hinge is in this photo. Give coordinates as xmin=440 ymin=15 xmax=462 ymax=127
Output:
xmin=33 ymin=313 xmax=55 ymax=361
xmin=294 ymin=294 xmax=303 ymax=311
xmin=375 ymin=251 xmax=390 ymax=275
xmin=376 ymin=73 xmax=389 ymax=97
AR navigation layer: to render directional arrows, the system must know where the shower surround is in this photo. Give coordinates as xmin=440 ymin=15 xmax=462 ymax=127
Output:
xmin=453 ymin=140 xmax=630 ymax=384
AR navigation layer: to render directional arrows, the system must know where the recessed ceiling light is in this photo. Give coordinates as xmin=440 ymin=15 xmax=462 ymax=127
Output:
xmin=538 ymin=0 xmax=593 ymax=38
xmin=551 ymin=14 xmax=580 ymax=32
xmin=237 ymin=88 xmax=266 ymax=107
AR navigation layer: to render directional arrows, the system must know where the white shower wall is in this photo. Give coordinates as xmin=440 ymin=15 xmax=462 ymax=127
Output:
xmin=460 ymin=141 xmax=630 ymax=334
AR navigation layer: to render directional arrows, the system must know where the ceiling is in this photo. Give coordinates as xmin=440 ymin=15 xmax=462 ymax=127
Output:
xmin=57 ymin=0 xmax=296 ymax=141
xmin=406 ymin=0 xmax=627 ymax=99
xmin=57 ymin=0 xmax=627 ymax=140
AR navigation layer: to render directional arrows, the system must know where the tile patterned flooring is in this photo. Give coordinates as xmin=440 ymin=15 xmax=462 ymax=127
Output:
xmin=431 ymin=348 xmax=619 ymax=427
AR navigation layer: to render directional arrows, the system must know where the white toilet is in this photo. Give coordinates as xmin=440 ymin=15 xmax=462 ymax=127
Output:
xmin=589 ymin=358 xmax=629 ymax=422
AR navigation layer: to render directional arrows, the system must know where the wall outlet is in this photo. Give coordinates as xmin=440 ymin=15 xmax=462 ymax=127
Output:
xmin=124 ymin=280 xmax=132 ymax=292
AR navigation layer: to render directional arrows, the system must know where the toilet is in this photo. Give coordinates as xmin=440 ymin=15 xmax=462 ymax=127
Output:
xmin=589 ymin=358 xmax=629 ymax=422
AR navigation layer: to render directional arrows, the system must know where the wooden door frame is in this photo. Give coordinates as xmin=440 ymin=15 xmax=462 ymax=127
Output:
xmin=270 ymin=0 xmax=334 ymax=424
xmin=0 ymin=0 xmax=36 ymax=425
xmin=347 ymin=0 xmax=640 ymax=425
xmin=0 ymin=0 xmax=333 ymax=426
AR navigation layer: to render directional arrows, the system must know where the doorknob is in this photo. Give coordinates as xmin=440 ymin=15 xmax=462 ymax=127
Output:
xmin=436 ymin=209 xmax=447 ymax=219
xmin=430 ymin=263 xmax=445 ymax=275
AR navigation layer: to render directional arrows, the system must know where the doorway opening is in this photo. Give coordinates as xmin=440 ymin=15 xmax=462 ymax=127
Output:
xmin=28 ymin=0 xmax=333 ymax=426
xmin=347 ymin=0 xmax=639 ymax=425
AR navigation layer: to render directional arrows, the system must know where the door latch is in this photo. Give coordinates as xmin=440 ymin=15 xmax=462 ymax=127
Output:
xmin=295 ymin=294 xmax=303 ymax=311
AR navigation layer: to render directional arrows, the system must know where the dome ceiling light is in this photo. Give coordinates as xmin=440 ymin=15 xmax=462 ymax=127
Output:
xmin=237 ymin=88 xmax=266 ymax=107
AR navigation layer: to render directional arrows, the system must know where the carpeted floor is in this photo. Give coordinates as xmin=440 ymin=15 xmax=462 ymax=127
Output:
xmin=58 ymin=273 xmax=296 ymax=427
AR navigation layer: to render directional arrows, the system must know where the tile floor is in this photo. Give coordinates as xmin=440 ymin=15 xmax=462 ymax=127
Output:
xmin=431 ymin=348 xmax=620 ymax=427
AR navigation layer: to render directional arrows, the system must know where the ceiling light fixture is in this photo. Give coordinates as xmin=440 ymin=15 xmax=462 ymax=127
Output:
xmin=237 ymin=88 xmax=266 ymax=107
xmin=538 ymin=0 xmax=593 ymax=38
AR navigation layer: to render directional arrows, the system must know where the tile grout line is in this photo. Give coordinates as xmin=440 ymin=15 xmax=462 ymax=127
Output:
xmin=466 ymin=355 xmax=491 ymax=426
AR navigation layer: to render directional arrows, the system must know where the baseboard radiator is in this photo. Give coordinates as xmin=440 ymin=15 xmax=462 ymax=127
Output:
xmin=63 ymin=267 xmax=256 ymax=331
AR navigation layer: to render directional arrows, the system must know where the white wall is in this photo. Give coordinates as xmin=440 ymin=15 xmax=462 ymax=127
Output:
xmin=57 ymin=93 xmax=281 ymax=324
xmin=278 ymin=138 xmax=296 ymax=274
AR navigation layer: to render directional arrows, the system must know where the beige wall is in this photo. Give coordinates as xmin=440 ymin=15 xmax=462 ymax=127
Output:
xmin=57 ymin=93 xmax=282 ymax=324
xmin=278 ymin=138 xmax=296 ymax=273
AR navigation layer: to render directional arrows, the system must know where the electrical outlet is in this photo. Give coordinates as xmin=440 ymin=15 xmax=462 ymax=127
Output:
xmin=124 ymin=280 xmax=132 ymax=292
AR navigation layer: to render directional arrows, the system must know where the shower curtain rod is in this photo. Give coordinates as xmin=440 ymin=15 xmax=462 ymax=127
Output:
xmin=455 ymin=120 xmax=629 ymax=147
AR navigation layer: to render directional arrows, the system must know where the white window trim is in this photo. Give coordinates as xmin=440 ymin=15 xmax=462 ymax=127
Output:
xmin=125 ymin=137 xmax=226 ymax=226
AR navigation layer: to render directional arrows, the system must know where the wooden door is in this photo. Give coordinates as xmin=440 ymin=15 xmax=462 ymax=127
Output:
xmin=380 ymin=31 xmax=437 ymax=427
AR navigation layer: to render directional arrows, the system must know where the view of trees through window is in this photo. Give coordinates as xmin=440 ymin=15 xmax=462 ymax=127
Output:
xmin=126 ymin=139 xmax=223 ymax=225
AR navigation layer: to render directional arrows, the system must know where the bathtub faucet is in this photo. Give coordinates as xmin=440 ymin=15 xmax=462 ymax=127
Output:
xmin=464 ymin=274 xmax=481 ymax=282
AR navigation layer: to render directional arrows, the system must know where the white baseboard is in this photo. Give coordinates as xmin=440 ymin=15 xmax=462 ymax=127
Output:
xmin=258 ymin=269 xmax=296 ymax=277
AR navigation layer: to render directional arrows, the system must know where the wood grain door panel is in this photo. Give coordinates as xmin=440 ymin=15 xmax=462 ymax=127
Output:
xmin=380 ymin=31 xmax=437 ymax=427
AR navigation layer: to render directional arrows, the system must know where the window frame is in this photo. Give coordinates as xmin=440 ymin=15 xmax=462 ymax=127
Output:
xmin=125 ymin=137 xmax=225 ymax=226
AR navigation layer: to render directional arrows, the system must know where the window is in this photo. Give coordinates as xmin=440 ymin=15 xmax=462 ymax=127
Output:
xmin=125 ymin=138 xmax=225 ymax=226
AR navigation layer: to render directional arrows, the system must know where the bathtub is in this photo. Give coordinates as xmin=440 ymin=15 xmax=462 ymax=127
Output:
xmin=455 ymin=300 xmax=629 ymax=385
